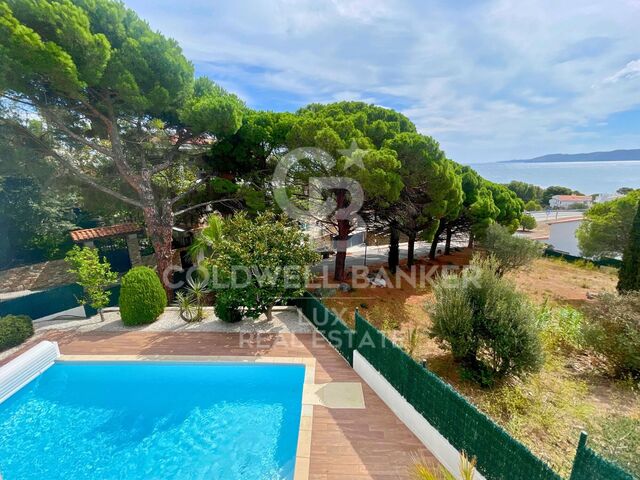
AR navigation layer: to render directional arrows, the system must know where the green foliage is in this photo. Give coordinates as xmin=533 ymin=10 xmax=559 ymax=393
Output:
xmin=0 ymin=314 xmax=33 ymax=352
xmin=520 ymin=213 xmax=537 ymax=231
xmin=577 ymin=191 xmax=640 ymax=259
xmin=429 ymin=256 xmax=544 ymax=385
xmin=525 ymin=200 xmax=543 ymax=211
xmin=285 ymin=102 xmax=411 ymax=207
xmin=384 ymin=132 xmax=463 ymax=239
xmin=119 ymin=266 xmax=167 ymax=326
xmin=618 ymin=201 xmax=640 ymax=292
xmin=65 ymin=245 xmax=117 ymax=318
xmin=583 ymin=292 xmax=640 ymax=377
xmin=486 ymin=182 xmax=525 ymax=232
xmin=440 ymin=166 xmax=499 ymax=241
xmin=0 ymin=176 xmax=78 ymax=266
xmin=214 ymin=291 xmax=243 ymax=323
xmin=176 ymin=277 xmax=209 ymax=322
xmin=536 ymin=303 xmax=584 ymax=352
xmin=207 ymin=110 xmax=295 ymax=176
xmin=209 ymin=211 xmax=320 ymax=319
xmin=480 ymin=223 xmax=543 ymax=275
xmin=188 ymin=214 xmax=224 ymax=262
xmin=506 ymin=180 xmax=544 ymax=204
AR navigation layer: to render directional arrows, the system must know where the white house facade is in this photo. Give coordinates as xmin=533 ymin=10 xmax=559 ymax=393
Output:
xmin=547 ymin=217 xmax=583 ymax=256
xmin=548 ymin=195 xmax=593 ymax=209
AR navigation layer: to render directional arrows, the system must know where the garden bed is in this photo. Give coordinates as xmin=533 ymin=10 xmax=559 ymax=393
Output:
xmin=323 ymin=255 xmax=638 ymax=477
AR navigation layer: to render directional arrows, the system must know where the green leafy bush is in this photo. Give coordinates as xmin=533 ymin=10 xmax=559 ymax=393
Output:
xmin=119 ymin=266 xmax=167 ymax=326
xmin=0 ymin=315 xmax=34 ymax=352
xmin=65 ymin=246 xmax=118 ymax=322
xmin=214 ymin=292 xmax=243 ymax=323
xmin=536 ymin=303 xmax=585 ymax=352
xmin=429 ymin=256 xmax=544 ymax=385
xmin=520 ymin=213 xmax=537 ymax=231
xmin=480 ymin=223 xmax=543 ymax=275
xmin=207 ymin=211 xmax=320 ymax=320
xmin=583 ymin=292 xmax=640 ymax=377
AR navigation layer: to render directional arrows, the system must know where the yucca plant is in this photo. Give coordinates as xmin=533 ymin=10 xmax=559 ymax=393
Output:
xmin=410 ymin=452 xmax=476 ymax=480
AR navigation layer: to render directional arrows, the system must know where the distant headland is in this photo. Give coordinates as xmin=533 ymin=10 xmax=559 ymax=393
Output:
xmin=502 ymin=148 xmax=640 ymax=163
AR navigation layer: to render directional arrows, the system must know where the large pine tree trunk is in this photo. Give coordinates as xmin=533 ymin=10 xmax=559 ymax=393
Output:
xmin=445 ymin=226 xmax=453 ymax=255
xmin=333 ymin=191 xmax=350 ymax=282
xmin=333 ymin=217 xmax=350 ymax=282
xmin=141 ymin=196 xmax=175 ymax=299
xmin=388 ymin=224 xmax=400 ymax=274
xmin=407 ymin=231 xmax=416 ymax=267
xmin=429 ymin=221 xmax=444 ymax=260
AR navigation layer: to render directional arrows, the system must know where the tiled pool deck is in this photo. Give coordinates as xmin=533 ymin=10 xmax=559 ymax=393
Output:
xmin=3 ymin=329 xmax=435 ymax=479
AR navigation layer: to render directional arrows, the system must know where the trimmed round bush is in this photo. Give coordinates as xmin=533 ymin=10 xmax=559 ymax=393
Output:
xmin=0 ymin=315 xmax=34 ymax=352
xmin=119 ymin=266 xmax=167 ymax=326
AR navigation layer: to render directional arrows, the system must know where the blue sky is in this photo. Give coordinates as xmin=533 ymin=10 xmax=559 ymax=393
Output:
xmin=123 ymin=0 xmax=640 ymax=164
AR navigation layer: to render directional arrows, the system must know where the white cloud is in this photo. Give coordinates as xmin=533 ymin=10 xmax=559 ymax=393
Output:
xmin=123 ymin=0 xmax=640 ymax=162
xmin=604 ymin=59 xmax=640 ymax=83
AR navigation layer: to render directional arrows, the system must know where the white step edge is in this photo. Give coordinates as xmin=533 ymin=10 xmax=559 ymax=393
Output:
xmin=353 ymin=350 xmax=486 ymax=480
xmin=0 ymin=341 xmax=60 ymax=404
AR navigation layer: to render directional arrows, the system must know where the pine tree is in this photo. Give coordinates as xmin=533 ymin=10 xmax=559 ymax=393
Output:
xmin=618 ymin=201 xmax=640 ymax=292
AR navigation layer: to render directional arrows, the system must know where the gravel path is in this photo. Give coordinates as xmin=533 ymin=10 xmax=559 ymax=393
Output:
xmin=33 ymin=306 xmax=314 ymax=334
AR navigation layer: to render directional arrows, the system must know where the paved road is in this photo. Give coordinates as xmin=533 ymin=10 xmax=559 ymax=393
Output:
xmin=312 ymin=239 xmax=468 ymax=274
xmin=528 ymin=210 xmax=585 ymax=222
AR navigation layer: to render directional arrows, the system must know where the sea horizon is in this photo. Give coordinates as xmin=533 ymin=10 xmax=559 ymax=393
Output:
xmin=467 ymin=160 xmax=640 ymax=194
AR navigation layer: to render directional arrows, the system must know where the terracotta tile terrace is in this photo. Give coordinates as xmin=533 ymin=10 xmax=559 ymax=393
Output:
xmin=3 ymin=329 xmax=434 ymax=480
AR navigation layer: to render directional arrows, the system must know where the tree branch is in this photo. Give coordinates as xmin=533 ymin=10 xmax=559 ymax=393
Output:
xmin=170 ymin=177 xmax=208 ymax=205
xmin=1 ymin=118 xmax=143 ymax=208
xmin=174 ymin=198 xmax=242 ymax=217
xmin=39 ymin=107 xmax=114 ymax=158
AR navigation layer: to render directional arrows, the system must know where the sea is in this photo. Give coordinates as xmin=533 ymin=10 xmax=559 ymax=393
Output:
xmin=469 ymin=160 xmax=640 ymax=194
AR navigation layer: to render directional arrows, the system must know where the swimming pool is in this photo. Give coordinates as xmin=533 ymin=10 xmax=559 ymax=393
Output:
xmin=0 ymin=361 xmax=305 ymax=480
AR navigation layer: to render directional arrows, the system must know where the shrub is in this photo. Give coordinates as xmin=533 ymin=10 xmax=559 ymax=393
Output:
xmin=214 ymin=292 xmax=243 ymax=323
xmin=65 ymin=246 xmax=118 ymax=322
xmin=519 ymin=213 xmax=537 ymax=231
xmin=429 ymin=256 xmax=544 ymax=385
xmin=536 ymin=303 xmax=584 ymax=352
xmin=0 ymin=315 xmax=34 ymax=352
xmin=119 ymin=266 xmax=167 ymax=326
xmin=480 ymin=223 xmax=543 ymax=276
xmin=524 ymin=200 xmax=543 ymax=211
xmin=583 ymin=292 xmax=640 ymax=377
xmin=207 ymin=211 xmax=320 ymax=320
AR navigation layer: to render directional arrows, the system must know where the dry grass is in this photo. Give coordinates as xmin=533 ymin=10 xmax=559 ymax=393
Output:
xmin=323 ymin=255 xmax=637 ymax=477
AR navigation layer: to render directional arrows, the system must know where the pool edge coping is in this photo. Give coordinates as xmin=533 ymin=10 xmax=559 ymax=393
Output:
xmin=57 ymin=354 xmax=314 ymax=480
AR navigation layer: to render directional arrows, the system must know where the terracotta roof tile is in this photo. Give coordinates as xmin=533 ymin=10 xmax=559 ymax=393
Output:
xmin=70 ymin=223 xmax=142 ymax=242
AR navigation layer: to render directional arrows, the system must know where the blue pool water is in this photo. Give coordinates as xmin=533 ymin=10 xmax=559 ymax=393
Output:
xmin=0 ymin=362 xmax=305 ymax=480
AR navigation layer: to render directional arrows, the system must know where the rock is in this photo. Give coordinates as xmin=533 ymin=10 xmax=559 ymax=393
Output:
xmin=338 ymin=282 xmax=352 ymax=292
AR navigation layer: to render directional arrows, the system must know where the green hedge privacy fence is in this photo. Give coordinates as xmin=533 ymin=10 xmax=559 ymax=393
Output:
xmin=291 ymin=291 xmax=355 ymax=364
xmin=355 ymin=311 xmax=561 ymax=480
xmin=569 ymin=433 xmax=634 ymax=480
xmin=293 ymin=293 xmax=636 ymax=480
xmin=0 ymin=283 xmax=120 ymax=319
xmin=543 ymin=248 xmax=622 ymax=268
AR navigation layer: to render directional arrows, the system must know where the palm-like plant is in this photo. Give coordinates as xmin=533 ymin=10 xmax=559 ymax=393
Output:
xmin=411 ymin=452 xmax=476 ymax=480
xmin=188 ymin=214 xmax=224 ymax=264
